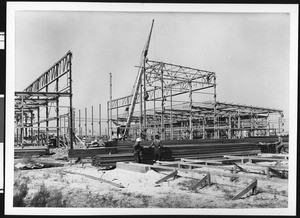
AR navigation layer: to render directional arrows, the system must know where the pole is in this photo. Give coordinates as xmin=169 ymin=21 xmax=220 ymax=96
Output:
xmin=64 ymin=116 xmax=66 ymax=135
xmin=213 ymin=75 xmax=217 ymax=139
xmin=143 ymin=58 xmax=147 ymax=131
xmin=189 ymin=81 xmax=193 ymax=140
xmin=228 ymin=115 xmax=232 ymax=139
xmin=170 ymin=87 xmax=173 ymax=140
xmin=79 ymin=109 xmax=81 ymax=138
xmin=37 ymin=97 xmax=40 ymax=146
xmin=91 ymin=105 xmax=94 ymax=137
xmin=109 ymin=73 xmax=113 ymax=140
xmin=30 ymin=111 xmax=33 ymax=145
xmin=160 ymin=62 xmax=165 ymax=140
xmin=99 ymin=104 xmax=101 ymax=137
xmin=107 ymin=102 xmax=109 ymax=139
xmin=46 ymin=85 xmax=49 ymax=145
xmin=21 ymin=96 xmax=24 ymax=147
xmin=85 ymin=107 xmax=87 ymax=137
xmin=69 ymin=53 xmax=74 ymax=149
xmin=153 ymin=87 xmax=156 ymax=134
xmin=139 ymin=73 xmax=143 ymax=138
xmin=56 ymin=74 xmax=60 ymax=145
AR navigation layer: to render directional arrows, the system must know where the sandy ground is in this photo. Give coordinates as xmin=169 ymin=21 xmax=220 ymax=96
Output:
xmin=13 ymin=148 xmax=288 ymax=209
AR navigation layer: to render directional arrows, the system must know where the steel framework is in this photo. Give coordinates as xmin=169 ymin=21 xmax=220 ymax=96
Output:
xmin=14 ymin=51 xmax=74 ymax=148
xmin=107 ymin=60 xmax=284 ymax=140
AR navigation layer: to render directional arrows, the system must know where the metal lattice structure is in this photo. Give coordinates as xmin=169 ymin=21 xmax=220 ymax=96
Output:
xmin=107 ymin=59 xmax=284 ymax=141
xmin=14 ymin=51 xmax=74 ymax=148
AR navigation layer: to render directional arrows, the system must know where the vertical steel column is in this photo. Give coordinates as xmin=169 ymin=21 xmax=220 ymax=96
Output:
xmin=143 ymin=58 xmax=147 ymax=131
xmin=109 ymin=73 xmax=113 ymax=140
xmin=189 ymin=81 xmax=193 ymax=140
xmin=237 ymin=111 xmax=241 ymax=138
xmin=228 ymin=115 xmax=232 ymax=139
xmin=79 ymin=109 xmax=81 ymax=138
xmin=170 ymin=87 xmax=173 ymax=140
xmin=99 ymin=104 xmax=101 ymax=136
xmin=56 ymin=69 xmax=60 ymax=145
xmin=91 ymin=106 xmax=94 ymax=137
xmin=30 ymin=111 xmax=33 ymax=145
xmin=107 ymin=102 xmax=109 ymax=139
xmin=59 ymin=115 xmax=62 ymax=136
xmin=16 ymin=117 xmax=19 ymax=145
xmin=20 ymin=96 xmax=24 ymax=146
xmin=116 ymin=101 xmax=119 ymax=126
xmin=250 ymin=111 xmax=253 ymax=137
xmin=64 ymin=116 xmax=66 ymax=135
xmin=153 ymin=87 xmax=156 ymax=134
xmin=37 ymin=98 xmax=40 ymax=146
xmin=202 ymin=117 xmax=206 ymax=139
xmin=85 ymin=107 xmax=87 ymax=137
xmin=69 ymin=53 xmax=74 ymax=149
xmin=213 ymin=76 xmax=217 ymax=139
xmin=139 ymin=72 xmax=143 ymax=137
xmin=25 ymin=114 xmax=28 ymax=138
xmin=278 ymin=116 xmax=281 ymax=135
xmin=16 ymin=119 xmax=19 ymax=145
xmin=160 ymin=62 xmax=165 ymax=140
xmin=45 ymin=76 xmax=49 ymax=145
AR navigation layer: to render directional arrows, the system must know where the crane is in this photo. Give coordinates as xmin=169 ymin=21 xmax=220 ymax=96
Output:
xmin=123 ymin=19 xmax=155 ymax=138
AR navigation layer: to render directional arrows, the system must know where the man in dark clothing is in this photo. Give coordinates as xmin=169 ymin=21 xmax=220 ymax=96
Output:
xmin=258 ymin=136 xmax=284 ymax=154
xmin=133 ymin=138 xmax=143 ymax=163
xmin=150 ymin=135 xmax=163 ymax=162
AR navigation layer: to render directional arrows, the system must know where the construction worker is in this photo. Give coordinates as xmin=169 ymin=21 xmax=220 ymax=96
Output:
xmin=275 ymin=136 xmax=284 ymax=154
xmin=257 ymin=136 xmax=284 ymax=154
xmin=150 ymin=134 xmax=163 ymax=162
xmin=133 ymin=138 xmax=143 ymax=163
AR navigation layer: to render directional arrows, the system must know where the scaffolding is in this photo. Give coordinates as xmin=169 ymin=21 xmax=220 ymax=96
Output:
xmin=107 ymin=59 xmax=284 ymax=140
xmin=14 ymin=51 xmax=74 ymax=148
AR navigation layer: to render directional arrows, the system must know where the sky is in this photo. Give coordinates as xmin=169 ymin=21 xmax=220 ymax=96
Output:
xmin=14 ymin=8 xmax=291 ymax=132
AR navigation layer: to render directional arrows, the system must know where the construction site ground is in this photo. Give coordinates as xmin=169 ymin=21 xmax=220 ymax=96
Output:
xmin=14 ymin=147 xmax=288 ymax=209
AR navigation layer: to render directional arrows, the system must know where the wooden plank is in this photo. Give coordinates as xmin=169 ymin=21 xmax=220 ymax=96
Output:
xmin=250 ymin=157 xmax=288 ymax=163
xmin=149 ymin=164 xmax=288 ymax=184
xmin=233 ymin=163 xmax=248 ymax=173
xmin=232 ymin=179 xmax=257 ymax=200
xmin=181 ymin=158 xmax=207 ymax=163
xmin=191 ymin=174 xmax=210 ymax=190
xmin=232 ymin=163 xmax=288 ymax=172
xmin=116 ymin=162 xmax=288 ymax=184
xmin=116 ymin=162 xmax=150 ymax=173
xmin=269 ymin=167 xmax=287 ymax=179
xmin=259 ymin=153 xmax=289 ymax=159
xmin=155 ymin=170 xmax=178 ymax=184
xmin=63 ymin=170 xmax=125 ymax=188
xmin=157 ymin=160 xmax=233 ymax=171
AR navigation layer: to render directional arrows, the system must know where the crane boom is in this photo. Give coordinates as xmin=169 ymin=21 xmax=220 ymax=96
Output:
xmin=124 ymin=20 xmax=154 ymax=137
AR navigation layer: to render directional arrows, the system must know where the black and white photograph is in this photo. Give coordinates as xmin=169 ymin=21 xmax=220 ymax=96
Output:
xmin=5 ymin=2 xmax=298 ymax=216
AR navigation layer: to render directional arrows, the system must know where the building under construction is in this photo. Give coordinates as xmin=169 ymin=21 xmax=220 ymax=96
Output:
xmin=14 ymin=20 xmax=285 ymax=148
xmin=14 ymin=51 xmax=75 ymax=148
xmin=107 ymin=20 xmax=284 ymax=141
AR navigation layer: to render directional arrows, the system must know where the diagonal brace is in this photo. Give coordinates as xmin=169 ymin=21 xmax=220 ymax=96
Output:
xmin=191 ymin=173 xmax=211 ymax=190
xmin=233 ymin=163 xmax=248 ymax=173
xmin=232 ymin=179 xmax=257 ymax=200
xmin=155 ymin=170 xmax=178 ymax=184
xmin=269 ymin=167 xmax=287 ymax=179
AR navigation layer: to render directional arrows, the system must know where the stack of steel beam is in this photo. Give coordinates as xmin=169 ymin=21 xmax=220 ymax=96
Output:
xmin=68 ymin=136 xmax=288 ymax=166
xmin=14 ymin=146 xmax=50 ymax=158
